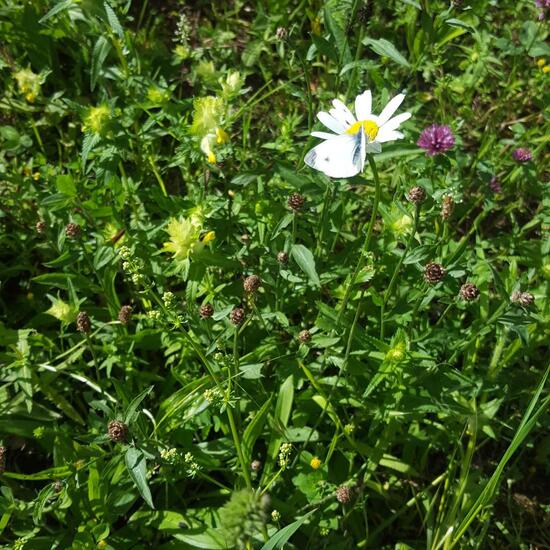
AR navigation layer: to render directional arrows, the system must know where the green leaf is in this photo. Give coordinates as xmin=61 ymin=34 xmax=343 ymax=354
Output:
xmin=363 ymin=38 xmax=410 ymax=68
xmin=242 ymin=396 xmax=273 ymax=464
xmin=324 ymin=4 xmax=352 ymax=66
xmin=274 ymin=375 xmax=294 ymax=430
xmin=56 ymin=174 xmax=76 ymax=196
xmin=39 ymin=0 xmax=73 ymax=24
xmin=291 ymin=244 xmax=320 ymax=286
xmin=124 ymin=386 xmax=154 ymax=425
xmin=82 ymin=132 xmax=101 ymax=169
xmin=260 ymin=509 xmax=316 ymax=550
xmin=125 ymin=447 xmax=154 ymax=509
xmin=104 ymin=2 xmax=124 ymax=39
xmin=91 ymin=36 xmax=111 ymax=91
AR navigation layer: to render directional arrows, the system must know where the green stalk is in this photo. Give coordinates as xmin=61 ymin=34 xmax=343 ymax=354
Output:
xmin=380 ymin=204 xmax=420 ymax=339
xmin=337 ymin=155 xmax=381 ymax=325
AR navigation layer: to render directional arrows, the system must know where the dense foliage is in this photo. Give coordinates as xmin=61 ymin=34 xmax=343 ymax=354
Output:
xmin=0 ymin=0 xmax=549 ymax=548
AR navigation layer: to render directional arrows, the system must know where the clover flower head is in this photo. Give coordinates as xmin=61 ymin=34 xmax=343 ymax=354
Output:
xmin=162 ymin=216 xmax=202 ymax=261
xmin=305 ymin=90 xmax=411 ymax=178
xmin=512 ymin=147 xmax=532 ymax=162
xmin=83 ymin=104 xmax=111 ymax=134
xmin=14 ymin=68 xmax=42 ymax=102
xmin=417 ymin=124 xmax=455 ymax=156
xmin=45 ymin=295 xmax=76 ymax=323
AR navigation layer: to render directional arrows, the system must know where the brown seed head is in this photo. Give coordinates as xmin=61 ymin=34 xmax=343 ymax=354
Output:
xmin=230 ymin=307 xmax=246 ymax=325
xmin=199 ymin=303 xmax=214 ymax=319
xmin=287 ymin=193 xmax=305 ymax=211
xmin=275 ymin=27 xmax=288 ymax=40
xmin=36 ymin=220 xmax=46 ymax=234
xmin=459 ymin=283 xmax=480 ymax=301
xmin=424 ymin=262 xmax=446 ymax=284
xmin=250 ymin=459 xmax=262 ymax=472
xmin=108 ymin=420 xmax=128 ymax=443
xmin=406 ymin=186 xmax=426 ymax=204
xmin=244 ymin=275 xmax=261 ymax=293
xmin=65 ymin=222 xmax=81 ymax=239
xmin=277 ymin=251 xmax=289 ymax=265
xmin=118 ymin=305 xmax=133 ymax=324
xmin=298 ymin=329 xmax=311 ymax=343
xmin=335 ymin=485 xmax=352 ymax=504
xmin=441 ymin=195 xmax=454 ymax=220
xmin=76 ymin=311 xmax=91 ymax=334
xmin=511 ymin=290 xmax=535 ymax=307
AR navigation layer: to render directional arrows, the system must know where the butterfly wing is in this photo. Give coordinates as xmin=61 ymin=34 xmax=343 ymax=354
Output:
xmin=304 ymin=134 xmax=362 ymax=178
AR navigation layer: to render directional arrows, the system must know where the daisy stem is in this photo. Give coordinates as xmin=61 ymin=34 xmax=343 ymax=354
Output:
xmin=337 ymin=155 xmax=381 ymax=325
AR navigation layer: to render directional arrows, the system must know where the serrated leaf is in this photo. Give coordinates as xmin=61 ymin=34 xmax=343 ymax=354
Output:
xmin=125 ymin=447 xmax=154 ymax=509
xmin=291 ymin=244 xmax=320 ymax=286
xmin=39 ymin=0 xmax=73 ymax=24
xmin=91 ymin=36 xmax=111 ymax=91
xmin=363 ymin=38 xmax=410 ymax=68
xmin=104 ymin=2 xmax=124 ymax=39
xmin=82 ymin=132 xmax=101 ymax=170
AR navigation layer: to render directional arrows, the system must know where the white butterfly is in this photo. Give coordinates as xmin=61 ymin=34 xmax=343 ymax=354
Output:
xmin=305 ymin=90 xmax=411 ymax=178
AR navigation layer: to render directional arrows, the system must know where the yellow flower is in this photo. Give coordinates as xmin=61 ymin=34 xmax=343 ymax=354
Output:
xmin=537 ymin=58 xmax=546 ymax=67
xmin=45 ymin=296 xmax=76 ymax=323
xmin=543 ymin=66 xmax=550 ymax=74
xmin=174 ymin=44 xmax=190 ymax=60
xmin=201 ymin=231 xmax=216 ymax=244
xmin=162 ymin=216 xmax=203 ymax=261
xmin=83 ymin=104 xmax=111 ymax=134
xmin=14 ymin=68 xmax=41 ymax=101
xmin=191 ymin=96 xmax=224 ymax=137
xmin=147 ymin=86 xmax=170 ymax=104
xmin=32 ymin=172 xmax=40 ymax=181
xmin=310 ymin=456 xmax=321 ymax=470
xmin=216 ymin=127 xmax=229 ymax=144
xmin=385 ymin=342 xmax=406 ymax=363
xmin=207 ymin=151 xmax=217 ymax=163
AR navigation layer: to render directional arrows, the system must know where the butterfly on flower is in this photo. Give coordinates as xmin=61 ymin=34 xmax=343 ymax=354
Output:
xmin=305 ymin=90 xmax=411 ymax=178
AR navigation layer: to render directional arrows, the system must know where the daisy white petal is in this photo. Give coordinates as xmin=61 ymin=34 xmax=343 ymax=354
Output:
xmin=381 ymin=112 xmax=411 ymax=132
xmin=355 ymin=90 xmax=372 ymax=121
xmin=311 ymin=131 xmax=337 ymax=139
xmin=378 ymin=94 xmax=406 ymax=126
xmin=376 ymin=128 xmax=405 ymax=143
xmin=317 ymin=111 xmax=346 ymax=134
xmin=304 ymin=134 xmax=361 ymax=178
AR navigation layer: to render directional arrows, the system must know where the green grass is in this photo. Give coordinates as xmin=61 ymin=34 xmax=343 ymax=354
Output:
xmin=0 ymin=0 xmax=549 ymax=549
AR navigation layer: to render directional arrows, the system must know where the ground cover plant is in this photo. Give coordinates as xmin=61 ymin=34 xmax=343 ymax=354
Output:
xmin=0 ymin=0 xmax=549 ymax=548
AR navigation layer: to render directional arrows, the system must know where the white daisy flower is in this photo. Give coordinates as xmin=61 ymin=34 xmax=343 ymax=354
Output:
xmin=304 ymin=90 xmax=411 ymax=178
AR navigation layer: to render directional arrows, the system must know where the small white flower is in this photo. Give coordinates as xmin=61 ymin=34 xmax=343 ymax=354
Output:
xmin=305 ymin=90 xmax=411 ymax=178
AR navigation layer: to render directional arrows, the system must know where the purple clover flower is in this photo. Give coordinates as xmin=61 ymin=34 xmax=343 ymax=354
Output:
xmin=489 ymin=176 xmax=502 ymax=193
xmin=417 ymin=124 xmax=455 ymax=156
xmin=535 ymin=0 xmax=550 ymax=19
xmin=512 ymin=148 xmax=532 ymax=162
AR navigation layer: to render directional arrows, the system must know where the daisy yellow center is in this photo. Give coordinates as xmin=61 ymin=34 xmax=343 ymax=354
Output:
xmin=346 ymin=120 xmax=379 ymax=141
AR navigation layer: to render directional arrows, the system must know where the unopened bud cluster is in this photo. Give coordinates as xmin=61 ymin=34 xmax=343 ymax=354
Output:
xmin=335 ymin=485 xmax=352 ymax=504
xmin=204 ymin=387 xmax=224 ymax=407
xmin=459 ymin=283 xmax=480 ymax=301
xmin=119 ymin=246 xmax=146 ymax=286
xmin=441 ymin=195 xmax=454 ymax=220
xmin=230 ymin=307 xmax=246 ymax=325
xmin=287 ymin=193 xmax=305 ymax=211
xmin=118 ymin=305 xmax=133 ymax=324
xmin=65 ymin=222 xmax=81 ymax=239
xmin=200 ymin=303 xmax=214 ymax=318
xmin=162 ymin=291 xmax=176 ymax=309
xmin=511 ymin=290 xmax=535 ymax=307
xmin=76 ymin=311 xmax=91 ymax=334
xmin=243 ymin=275 xmax=261 ymax=293
xmin=160 ymin=447 xmax=180 ymax=465
xmin=278 ymin=443 xmax=292 ymax=469
xmin=184 ymin=452 xmax=200 ymax=478
xmin=277 ymin=251 xmax=288 ymax=265
xmin=298 ymin=329 xmax=311 ymax=343
xmin=424 ymin=262 xmax=446 ymax=284
xmin=108 ymin=420 xmax=128 ymax=443
xmin=406 ymin=186 xmax=426 ymax=204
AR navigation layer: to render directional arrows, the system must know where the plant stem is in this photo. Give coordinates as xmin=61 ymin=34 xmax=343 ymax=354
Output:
xmin=380 ymin=204 xmax=420 ymax=339
xmin=337 ymin=155 xmax=381 ymax=325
